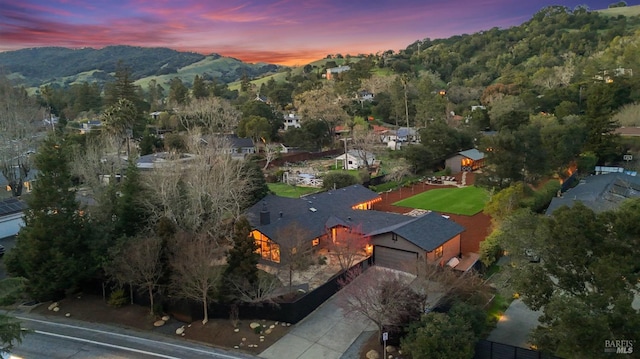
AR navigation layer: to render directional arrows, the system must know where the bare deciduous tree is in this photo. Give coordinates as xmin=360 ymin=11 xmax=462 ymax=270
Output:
xmin=337 ymin=266 xmax=424 ymax=336
xmin=169 ymin=232 xmax=225 ymax=324
xmin=176 ymin=97 xmax=240 ymax=134
xmin=275 ymin=223 xmax=315 ymax=294
xmin=143 ymin=132 xmax=249 ymax=240
xmin=106 ymin=235 xmax=164 ymax=315
xmin=225 ymin=271 xmax=282 ymax=303
xmin=327 ymin=225 xmax=368 ymax=271
xmin=0 ymin=77 xmax=42 ymax=197
xmin=350 ymin=125 xmax=380 ymax=171
xmin=262 ymin=142 xmax=281 ymax=170
xmin=414 ymin=262 xmax=492 ymax=309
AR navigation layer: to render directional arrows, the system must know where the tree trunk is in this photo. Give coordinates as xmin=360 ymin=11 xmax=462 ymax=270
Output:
xmin=202 ymin=293 xmax=208 ymax=325
xmin=148 ymin=285 xmax=154 ymax=316
xmin=129 ymin=283 xmax=134 ymax=305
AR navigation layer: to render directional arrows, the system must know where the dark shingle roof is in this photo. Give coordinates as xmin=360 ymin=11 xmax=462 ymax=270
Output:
xmin=226 ymin=135 xmax=254 ymax=149
xmin=366 ymin=212 xmax=465 ymax=251
xmin=0 ymin=197 xmax=27 ymax=217
xmin=546 ymin=173 xmax=640 ymax=215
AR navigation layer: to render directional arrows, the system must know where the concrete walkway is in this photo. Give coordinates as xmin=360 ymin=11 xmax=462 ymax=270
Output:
xmin=259 ymin=282 xmax=376 ymax=359
xmin=487 ymin=298 xmax=542 ymax=348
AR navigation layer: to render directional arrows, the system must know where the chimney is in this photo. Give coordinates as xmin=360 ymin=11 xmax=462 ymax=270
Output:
xmin=260 ymin=202 xmax=270 ymax=225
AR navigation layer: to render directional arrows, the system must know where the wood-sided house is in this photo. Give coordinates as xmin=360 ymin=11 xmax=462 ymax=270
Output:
xmin=245 ymin=185 xmax=467 ymax=273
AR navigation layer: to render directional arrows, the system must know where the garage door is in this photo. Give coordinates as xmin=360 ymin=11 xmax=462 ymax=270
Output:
xmin=374 ymin=246 xmax=418 ymax=273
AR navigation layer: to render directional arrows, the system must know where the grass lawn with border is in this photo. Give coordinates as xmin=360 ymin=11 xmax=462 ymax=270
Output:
xmin=393 ymin=186 xmax=488 ymax=215
xmin=268 ymin=183 xmax=320 ymax=198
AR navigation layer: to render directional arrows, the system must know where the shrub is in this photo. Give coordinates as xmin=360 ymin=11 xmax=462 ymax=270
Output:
xmin=108 ymin=289 xmax=128 ymax=308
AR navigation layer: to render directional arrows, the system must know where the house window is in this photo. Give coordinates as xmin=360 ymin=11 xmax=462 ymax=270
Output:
xmin=253 ymin=230 xmax=281 ymax=263
xmin=392 ymin=233 xmax=398 ymax=242
xmin=434 ymin=246 xmax=443 ymax=259
xmin=312 ymin=238 xmax=319 ymax=246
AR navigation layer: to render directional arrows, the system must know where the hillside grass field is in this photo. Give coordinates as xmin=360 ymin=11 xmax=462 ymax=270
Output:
xmin=393 ymin=186 xmax=489 ymax=216
xmin=268 ymin=183 xmax=320 ymax=198
xmin=596 ymin=5 xmax=640 ymax=17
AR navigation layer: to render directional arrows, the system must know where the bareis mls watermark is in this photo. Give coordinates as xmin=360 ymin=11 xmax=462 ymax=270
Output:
xmin=604 ymin=340 xmax=634 ymax=354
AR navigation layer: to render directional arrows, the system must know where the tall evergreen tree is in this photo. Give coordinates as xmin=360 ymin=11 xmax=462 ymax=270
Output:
xmin=192 ymin=75 xmax=208 ymax=99
xmin=114 ymin=160 xmax=147 ymax=238
xmin=221 ymin=217 xmax=259 ymax=302
xmin=5 ymin=135 xmax=96 ymax=300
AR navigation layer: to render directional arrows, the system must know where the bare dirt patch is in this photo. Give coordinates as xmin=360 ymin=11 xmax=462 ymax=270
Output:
xmin=31 ymin=294 xmax=290 ymax=355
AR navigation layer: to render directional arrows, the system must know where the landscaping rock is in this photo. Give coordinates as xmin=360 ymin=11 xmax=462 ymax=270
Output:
xmin=48 ymin=302 xmax=58 ymax=311
xmin=153 ymin=320 xmax=165 ymax=327
xmin=386 ymin=345 xmax=396 ymax=353
xmin=234 ymin=328 xmax=240 ymax=333
xmin=260 ymin=338 xmax=264 ymax=342
xmin=241 ymin=337 xmax=246 ymax=342
xmin=265 ymin=329 xmax=272 ymax=335
xmin=269 ymin=324 xmax=275 ymax=329
xmin=234 ymin=346 xmax=239 ymax=349
xmin=175 ymin=326 xmax=185 ymax=335
xmin=53 ymin=307 xmax=60 ymax=312
xmin=161 ymin=315 xmax=170 ymax=321
xmin=65 ymin=313 xmax=71 ymax=317
xmin=366 ymin=349 xmax=380 ymax=359
xmin=286 ymin=323 xmax=291 ymax=327
xmin=249 ymin=322 xmax=261 ymax=329
xmin=281 ymin=322 xmax=286 ymax=326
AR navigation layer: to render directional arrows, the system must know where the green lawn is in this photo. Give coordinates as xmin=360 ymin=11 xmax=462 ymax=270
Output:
xmin=393 ymin=186 xmax=488 ymax=216
xmin=268 ymin=183 xmax=320 ymax=198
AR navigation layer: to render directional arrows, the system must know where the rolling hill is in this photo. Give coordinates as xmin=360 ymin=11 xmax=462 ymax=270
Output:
xmin=0 ymin=45 xmax=283 ymax=89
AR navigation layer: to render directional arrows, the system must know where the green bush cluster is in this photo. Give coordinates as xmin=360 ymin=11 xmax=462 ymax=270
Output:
xmin=108 ymin=289 xmax=128 ymax=308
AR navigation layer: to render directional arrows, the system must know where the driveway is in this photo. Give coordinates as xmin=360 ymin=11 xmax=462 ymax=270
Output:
xmin=259 ymin=276 xmax=376 ymax=359
xmin=486 ymin=299 xmax=542 ymax=348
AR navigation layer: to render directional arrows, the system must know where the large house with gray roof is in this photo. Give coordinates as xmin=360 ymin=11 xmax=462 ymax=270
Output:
xmin=546 ymin=173 xmax=640 ymax=215
xmin=245 ymin=184 xmax=466 ymax=273
xmin=0 ymin=197 xmax=27 ymax=239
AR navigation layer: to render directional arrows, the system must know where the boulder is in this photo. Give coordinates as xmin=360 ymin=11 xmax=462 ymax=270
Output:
xmin=386 ymin=345 xmax=396 ymax=353
xmin=269 ymin=324 xmax=275 ymax=329
xmin=234 ymin=328 xmax=240 ymax=333
xmin=175 ymin=326 xmax=185 ymax=335
xmin=48 ymin=302 xmax=58 ymax=311
xmin=249 ymin=322 xmax=261 ymax=329
xmin=53 ymin=307 xmax=60 ymax=312
xmin=265 ymin=329 xmax=272 ymax=335
xmin=366 ymin=349 xmax=380 ymax=359
xmin=65 ymin=313 xmax=71 ymax=317
xmin=161 ymin=315 xmax=170 ymax=321
xmin=153 ymin=320 xmax=165 ymax=327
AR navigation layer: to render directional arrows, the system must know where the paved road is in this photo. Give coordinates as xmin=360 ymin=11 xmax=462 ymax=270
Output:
xmin=11 ymin=314 xmax=258 ymax=359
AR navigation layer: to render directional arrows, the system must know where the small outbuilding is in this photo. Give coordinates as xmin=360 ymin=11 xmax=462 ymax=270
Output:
xmin=445 ymin=149 xmax=485 ymax=174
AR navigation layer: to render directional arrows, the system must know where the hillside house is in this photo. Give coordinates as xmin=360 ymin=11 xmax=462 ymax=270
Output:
xmin=326 ymin=66 xmax=350 ymax=80
xmin=335 ymin=150 xmax=376 ymax=170
xmin=283 ymin=113 xmax=302 ymax=130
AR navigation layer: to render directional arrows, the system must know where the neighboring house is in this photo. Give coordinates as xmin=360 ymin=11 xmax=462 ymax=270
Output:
xmin=326 ymin=66 xmax=350 ymax=80
xmin=283 ymin=113 xmax=302 ymax=130
xmin=397 ymin=127 xmax=418 ymax=142
xmin=356 ymin=90 xmax=374 ymax=102
xmin=225 ymin=135 xmax=256 ymax=158
xmin=546 ymin=173 xmax=640 ymax=215
xmin=0 ymin=197 xmax=27 ymax=239
xmin=136 ymin=152 xmax=196 ymax=170
xmin=245 ymin=184 xmax=470 ymax=273
xmin=335 ymin=150 xmax=375 ymax=170
xmin=0 ymin=170 xmax=37 ymax=196
xmin=445 ymin=149 xmax=486 ymax=174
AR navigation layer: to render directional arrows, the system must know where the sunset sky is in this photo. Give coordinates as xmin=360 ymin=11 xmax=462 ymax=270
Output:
xmin=0 ymin=0 xmax=634 ymax=66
